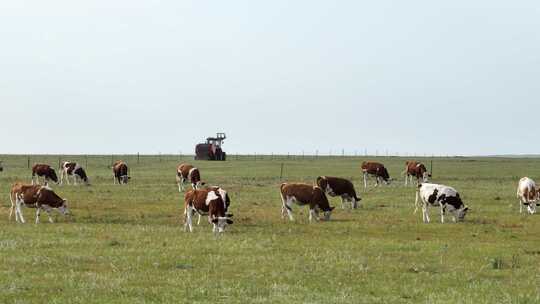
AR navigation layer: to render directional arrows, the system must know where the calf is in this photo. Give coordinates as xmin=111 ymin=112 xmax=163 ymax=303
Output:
xmin=415 ymin=183 xmax=469 ymax=223
xmin=112 ymin=160 xmax=130 ymax=184
xmin=280 ymin=183 xmax=335 ymax=222
xmin=316 ymin=176 xmax=361 ymax=209
xmin=516 ymin=177 xmax=539 ymax=214
xmin=184 ymin=188 xmax=233 ymax=233
xmin=176 ymin=163 xmax=204 ymax=192
xmin=31 ymin=163 xmax=58 ymax=185
xmin=9 ymin=183 xmax=70 ymax=223
xmin=404 ymin=161 xmax=431 ymax=186
xmin=361 ymin=161 xmax=391 ymax=189
xmin=59 ymin=161 xmax=89 ymax=185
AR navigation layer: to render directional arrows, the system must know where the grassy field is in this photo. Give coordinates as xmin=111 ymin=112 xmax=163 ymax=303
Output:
xmin=0 ymin=155 xmax=539 ymax=303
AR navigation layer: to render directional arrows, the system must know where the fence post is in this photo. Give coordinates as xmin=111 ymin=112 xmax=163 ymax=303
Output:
xmin=85 ymin=155 xmax=88 ymax=169
xmin=280 ymin=163 xmax=284 ymax=180
xmin=138 ymin=152 xmax=140 ymax=164
xmin=27 ymin=156 xmax=30 ymax=169
xmin=111 ymin=154 xmax=114 ymax=166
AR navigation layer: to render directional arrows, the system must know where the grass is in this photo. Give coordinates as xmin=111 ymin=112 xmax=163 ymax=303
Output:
xmin=0 ymin=155 xmax=539 ymax=303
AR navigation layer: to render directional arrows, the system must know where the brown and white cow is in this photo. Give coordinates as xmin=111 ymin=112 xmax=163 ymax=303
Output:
xmin=176 ymin=163 xmax=204 ymax=192
xmin=184 ymin=188 xmax=233 ymax=233
xmin=31 ymin=163 xmax=58 ymax=185
xmin=9 ymin=183 xmax=70 ymax=223
xmin=280 ymin=183 xmax=334 ymax=222
xmin=112 ymin=160 xmax=130 ymax=184
xmin=361 ymin=161 xmax=391 ymax=189
xmin=516 ymin=177 xmax=539 ymax=214
xmin=59 ymin=161 xmax=90 ymax=185
xmin=316 ymin=176 xmax=361 ymax=209
xmin=192 ymin=186 xmax=231 ymax=225
xmin=404 ymin=160 xmax=431 ymax=186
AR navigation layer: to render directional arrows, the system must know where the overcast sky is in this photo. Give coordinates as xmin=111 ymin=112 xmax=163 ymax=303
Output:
xmin=1 ymin=1 xmax=538 ymax=155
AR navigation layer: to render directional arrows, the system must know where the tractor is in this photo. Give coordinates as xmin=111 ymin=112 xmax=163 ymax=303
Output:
xmin=195 ymin=133 xmax=227 ymax=161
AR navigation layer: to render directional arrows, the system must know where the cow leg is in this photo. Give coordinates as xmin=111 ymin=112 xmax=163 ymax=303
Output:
xmin=414 ymin=191 xmax=420 ymax=214
xmin=73 ymin=175 xmax=77 ymax=185
xmin=404 ymin=174 xmax=408 ymax=186
xmin=284 ymin=198 xmax=294 ymax=221
xmin=9 ymin=194 xmax=15 ymax=221
xmin=35 ymin=208 xmax=41 ymax=224
xmin=16 ymin=199 xmax=25 ymax=224
xmin=363 ymin=173 xmax=368 ymax=190
xmin=340 ymin=197 xmax=346 ymax=209
xmin=439 ymin=203 xmax=445 ymax=223
xmin=308 ymin=208 xmax=316 ymax=223
xmin=197 ymin=213 xmax=202 ymax=225
xmin=185 ymin=207 xmax=194 ymax=232
xmin=180 ymin=178 xmax=186 ymax=191
xmin=45 ymin=207 xmax=54 ymax=223
xmin=422 ymin=203 xmax=430 ymax=223
xmin=519 ymin=198 xmax=523 ymax=213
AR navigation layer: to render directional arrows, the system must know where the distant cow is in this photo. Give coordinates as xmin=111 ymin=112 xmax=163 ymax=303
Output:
xmin=361 ymin=161 xmax=391 ymax=189
xmin=9 ymin=183 xmax=70 ymax=223
xmin=59 ymin=161 xmax=89 ymax=185
xmin=316 ymin=176 xmax=361 ymax=209
xmin=184 ymin=188 xmax=233 ymax=233
xmin=31 ymin=164 xmax=58 ymax=185
xmin=0 ymin=161 xmax=3 ymax=172
xmin=516 ymin=177 xmax=539 ymax=214
xmin=176 ymin=163 xmax=204 ymax=192
xmin=112 ymin=160 xmax=130 ymax=184
xmin=415 ymin=183 xmax=469 ymax=223
xmin=280 ymin=183 xmax=334 ymax=222
xmin=404 ymin=161 xmax=431 ymax=186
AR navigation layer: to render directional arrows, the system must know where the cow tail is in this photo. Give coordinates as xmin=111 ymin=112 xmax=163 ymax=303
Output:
xmin=279 ymin=183 xmax=287 ymax=203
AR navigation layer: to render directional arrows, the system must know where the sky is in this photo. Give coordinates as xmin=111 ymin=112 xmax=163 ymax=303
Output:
xmin=1 ymin=0 xmax=539 ymax=156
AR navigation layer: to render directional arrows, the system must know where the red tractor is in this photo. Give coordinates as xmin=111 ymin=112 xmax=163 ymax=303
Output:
xmin=195 ymin=133 xmax=227 ymax=161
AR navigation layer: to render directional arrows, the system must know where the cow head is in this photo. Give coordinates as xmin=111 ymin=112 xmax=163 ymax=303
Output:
xmin=313 ymin=186 xmax=334 ymax=221
xmin=120 ymin=175 xmax=130 ymax=184
xmin=48 ymin=168 xmax=59 ymax=183
xmin=58 ymin=199 xmax=70 ymax=215
xmin=422 ymin=171 xmax=431 ymax=183
xmin=211 ymin=216 xmax=234 ymax=233
xmin=456 ymin=206 xmax=469 ymax=221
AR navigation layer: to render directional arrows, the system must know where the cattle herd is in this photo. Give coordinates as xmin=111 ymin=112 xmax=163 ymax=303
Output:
xmin=5 ymin=159 xmax=540 ymax=232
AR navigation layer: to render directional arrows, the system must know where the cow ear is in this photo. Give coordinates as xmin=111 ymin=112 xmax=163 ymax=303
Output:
xmin=226 ymin=213 xmax=234 ymax=217
xmin=463 ymin=206 xmax=469 ymax=211
xmin=211 ymin=218 xmax=218 ymax=223
xmin=226 ymin=219 xmax=234 ymax=224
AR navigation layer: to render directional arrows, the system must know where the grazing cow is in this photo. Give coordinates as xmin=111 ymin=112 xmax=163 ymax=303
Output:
xmin=516 ymin=177 xmax=539 ymax=214
xmin=31 ymin=164 xmax=58 ymax=185
xmin=184 ymin=188 xmax=233 ymax=233
xmin=193 ymin=186 xmax=231 ymax=225
xmin=9 ymin=183 xmax=70 ymax=223
xmin=415 ymin=183 xmax=469 ymax=223
xmin=176 ymin=163 xmax=204 ymax=192
xmin=59 ymin=161 xmax=89 ymax=185
xmin=361 ymin=161 xmax=391 ymax=189
xmin=280 ymin=183 xmax=335 ymax=222
xmin=112 ymin=160 xmax=130 ymax=184
xmin=316 ymin=176 xmax=361 ymax=209
xmin=404 ymin=161 xmax=431 ymax=186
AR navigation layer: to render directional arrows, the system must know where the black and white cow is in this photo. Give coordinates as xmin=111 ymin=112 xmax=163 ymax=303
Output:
xmin=59 ymin=161 xmax=89 ymax=185
xmin=415 ymin=183 xmax=469 ymax=223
